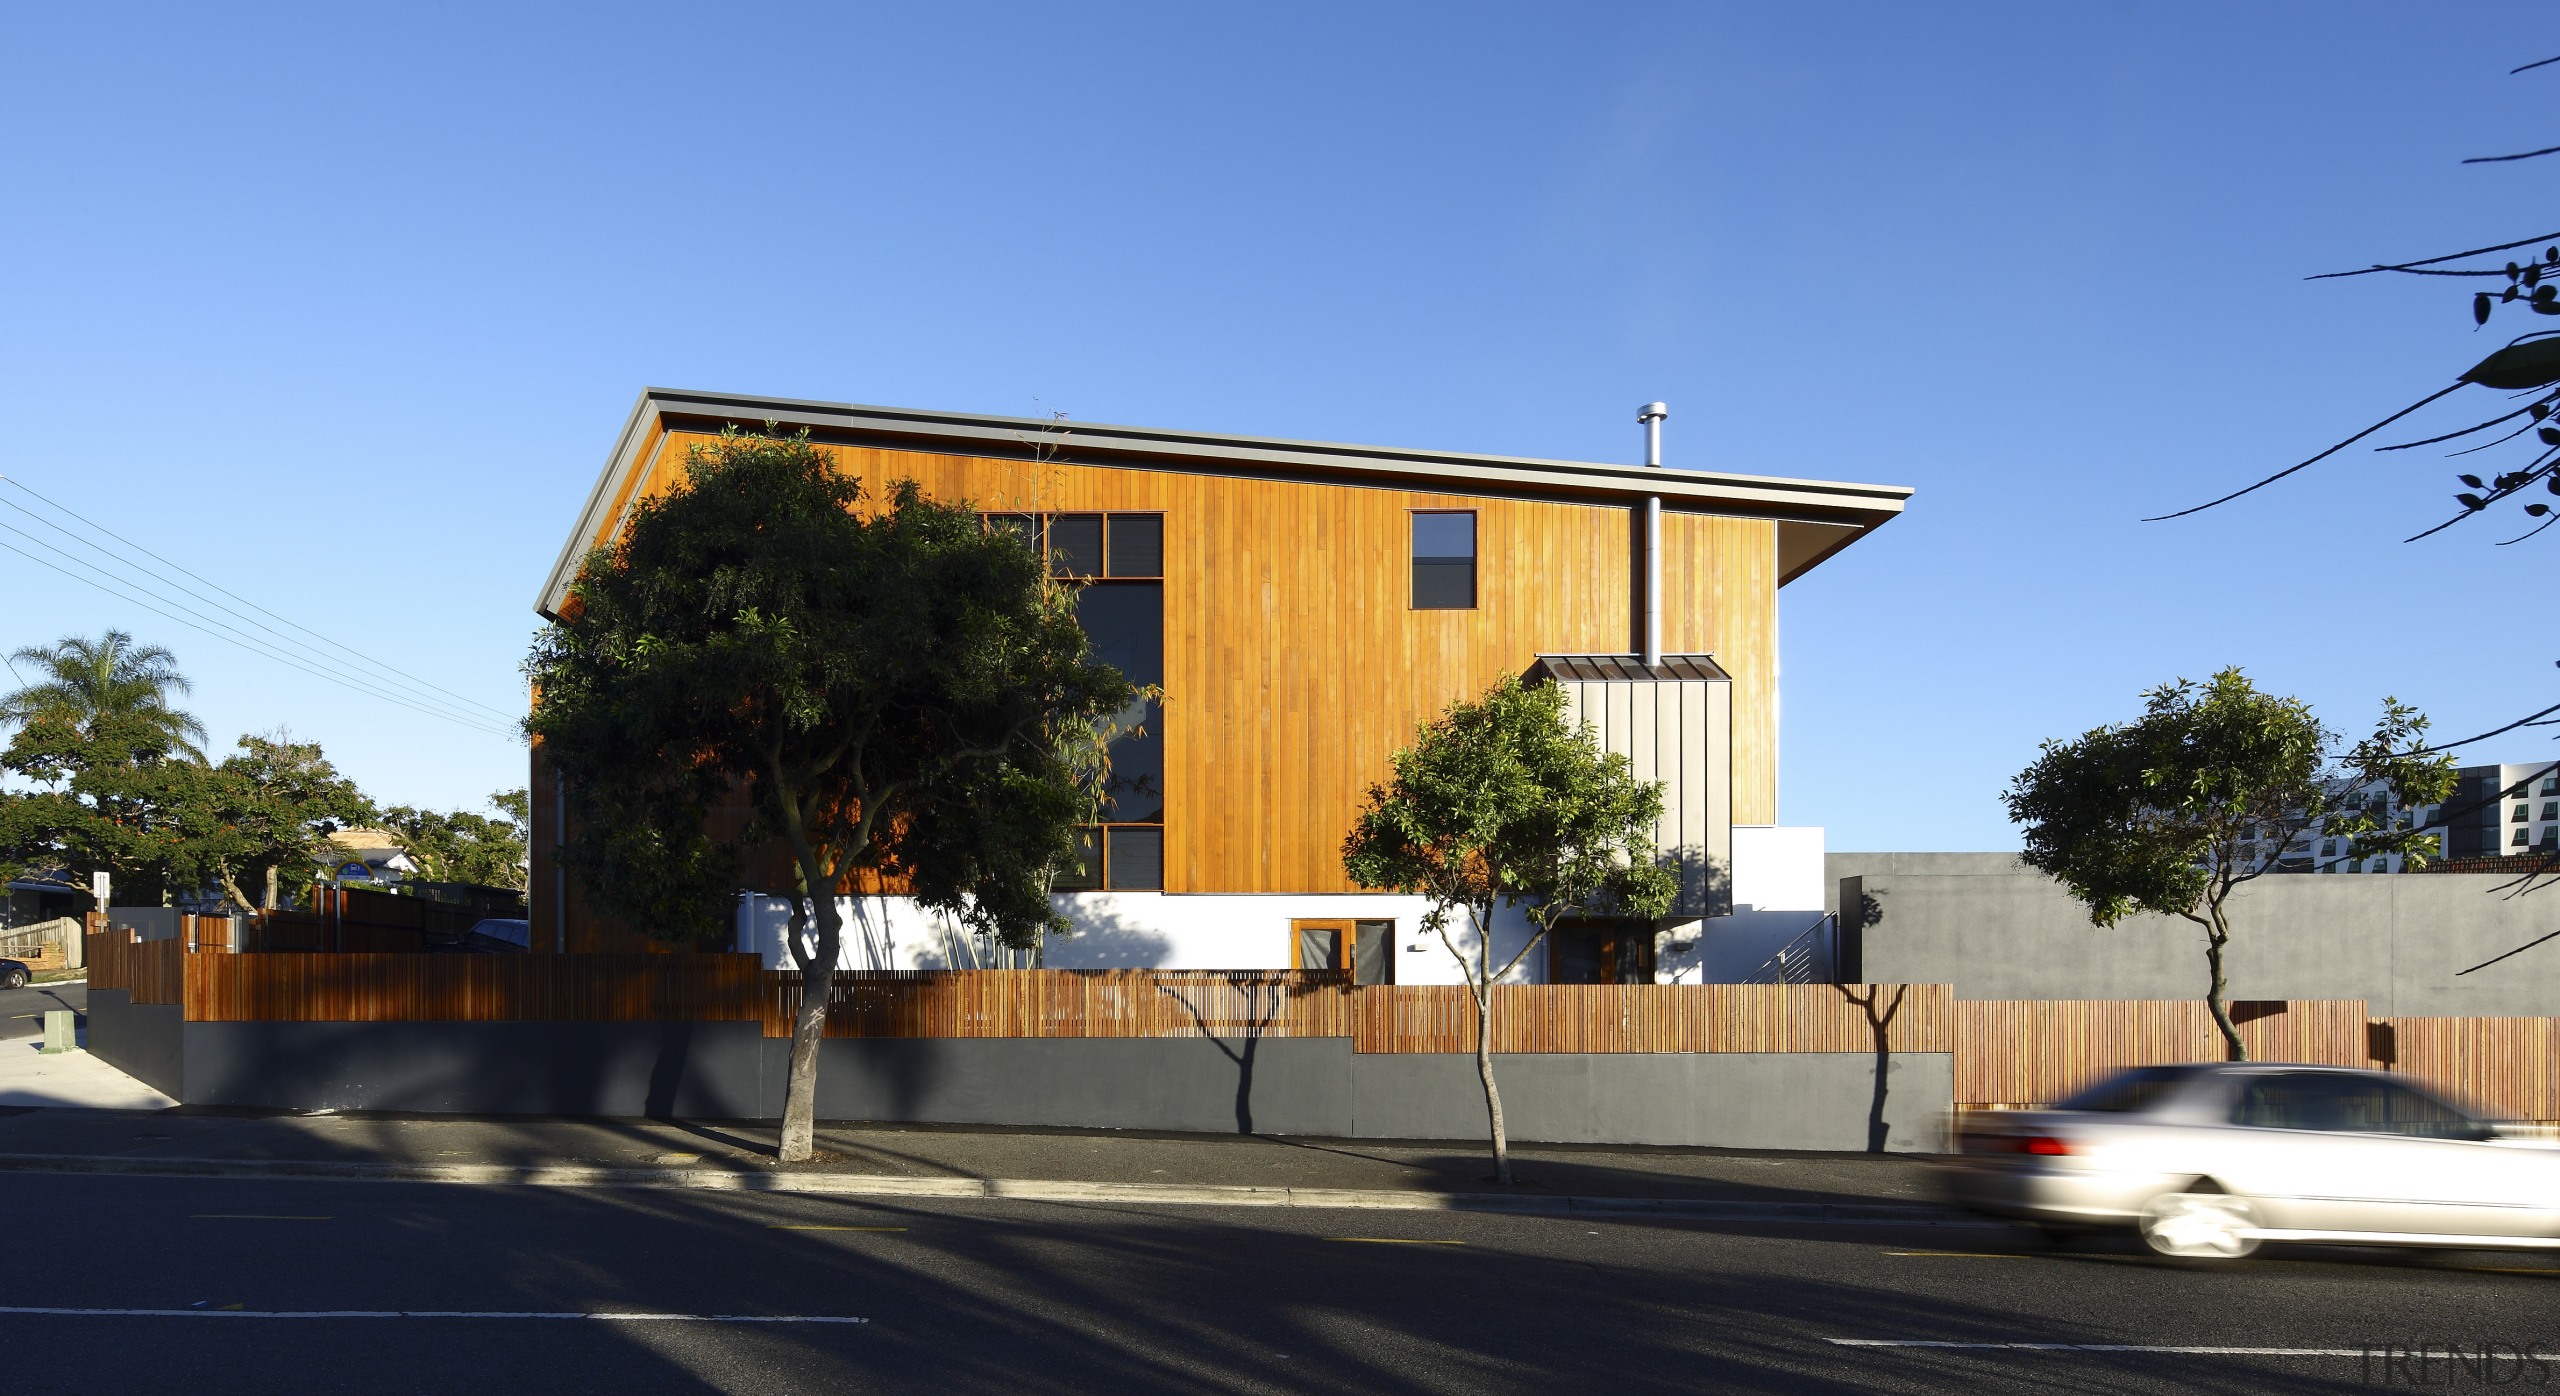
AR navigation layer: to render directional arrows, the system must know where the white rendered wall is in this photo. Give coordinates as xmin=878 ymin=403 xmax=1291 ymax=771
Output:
xmin=1730 ymin=825 xmax=1826 ymax=911
xmin=735 ymin=892 xmax=1556 ymax=985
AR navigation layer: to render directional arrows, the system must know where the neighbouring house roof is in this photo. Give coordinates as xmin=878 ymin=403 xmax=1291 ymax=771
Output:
xmin=539 ymin=388 xmax=1915 ymax=619
xmin=327 ymin=829 xmax=415 ymax=870
xmin=1530 ymin=654 xmax=1733 ymax=684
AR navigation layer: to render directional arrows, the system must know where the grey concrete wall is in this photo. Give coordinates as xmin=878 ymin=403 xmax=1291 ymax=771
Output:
xmin=84 ymin=989 xmax=183 ymax=1099
xmin=180 ymin=1021 xmax=769 ymax=1116
xmin=1839 ymin=862 xmax=2560 ymax=1014
xmin=140 ymin=1021 xmax=1944 ymax=1151
xmin=1350 ymin=1051 xmax=1950 ymax=1151
xmin=811 ymin=1038 xmax=1354 ymax=1137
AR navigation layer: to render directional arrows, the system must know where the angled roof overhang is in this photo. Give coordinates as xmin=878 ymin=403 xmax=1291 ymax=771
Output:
xmin=538 ymin=388 xmax=1913 ymax=618
xmin=1530 ymin=654 xmax=1733 ymax=684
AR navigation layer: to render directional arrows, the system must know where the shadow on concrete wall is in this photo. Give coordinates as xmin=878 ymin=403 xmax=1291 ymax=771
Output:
xmin=1153 ymin=982 xmax=1285 ymax=1135
xmin=1833 ymin=983 xmax=1906 ymax=1154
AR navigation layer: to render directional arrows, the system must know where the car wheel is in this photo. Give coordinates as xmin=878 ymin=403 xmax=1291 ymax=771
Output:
xmin=0 ymin=966 xmax=25 ymax=991
xmin=2139 ymin=1189 xmax=2261 ymax=1259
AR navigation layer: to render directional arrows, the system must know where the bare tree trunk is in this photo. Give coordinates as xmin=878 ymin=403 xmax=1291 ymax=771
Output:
xmin=1472 ymin=903 xmax=1512 ymax=1185
xmin=263 ymin=863 xmax=278 ymax=912
xmin=2203 ymin=914 xmax=2246 ymax=1063
xmin=777 ymin=891 xmax=842 ymax=1163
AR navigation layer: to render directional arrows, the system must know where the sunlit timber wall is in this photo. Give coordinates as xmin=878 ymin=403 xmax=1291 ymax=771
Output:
xmin=532 ymin=430 xmax=1778 ymax=954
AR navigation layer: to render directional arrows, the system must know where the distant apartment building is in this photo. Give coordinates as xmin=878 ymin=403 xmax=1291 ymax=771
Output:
xmin=2242 ymin=760 xmax=2560 ymax=874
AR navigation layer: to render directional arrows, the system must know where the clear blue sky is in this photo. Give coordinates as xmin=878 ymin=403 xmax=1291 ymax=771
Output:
xmin=0 ymin=4 xmax=2548 ymax=848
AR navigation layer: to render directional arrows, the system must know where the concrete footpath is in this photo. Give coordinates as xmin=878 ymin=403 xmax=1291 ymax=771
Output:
xmin=0 ymin=1104 xmax=1972 ymax=1220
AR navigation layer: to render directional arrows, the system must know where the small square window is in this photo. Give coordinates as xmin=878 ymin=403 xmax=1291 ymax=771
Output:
xmin=987 ymin=513 xmax=1040 ymax=554
xmin=1105 ymin=827 xmax=1162 ymax=891
xmin=1107 ymin=515 xmax=1163 ymax=578
xmin=2543 ymin=773 xmax=2558 ymax=796
xmin=1411 ymin=511 xmax=1476 ymax=610
xmin=2543 ymin=802 xmax=2558 ymax=823
xmin=1048 ymin=515 xmax=1103 ymax=577
xmin=1054 ymin=828 xmax=1102 ymax=891
xmin=2516 ymin=827 xmax=2533 ymax=847
xmin=2516 ymin=804 xmax=2534 ymax=823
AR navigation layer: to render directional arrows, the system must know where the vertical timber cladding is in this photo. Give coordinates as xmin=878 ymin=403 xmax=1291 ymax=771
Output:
xmin=1658 ymin=510 xmax=1776 ymax=826
xmin=614 ymin=433 xmax=1782 ymax=895
xmin=1552 ymin=670 xmax=1733 ymax=919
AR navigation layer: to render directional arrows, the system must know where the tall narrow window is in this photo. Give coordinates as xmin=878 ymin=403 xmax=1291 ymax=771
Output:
xmin=1411 ymin=511 xmax=1476 ymax=610
xmin=981 ymin=510 xmax=1167 ymax=891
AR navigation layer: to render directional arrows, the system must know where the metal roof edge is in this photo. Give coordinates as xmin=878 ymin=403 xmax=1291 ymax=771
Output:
xmin=639 ymin=387 xmax=1912 ymax=509
xmin=538 ymin=388 xmax=1915 ymax=616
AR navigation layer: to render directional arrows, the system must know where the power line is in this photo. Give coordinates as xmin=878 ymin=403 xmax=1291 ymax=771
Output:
xmin=0 ymin=514 xmax=510 ymax=735
xmin=0 ymin=475 xmax=520 ymax=724
xmin=0 ymin=531 xmax=518 ymax=740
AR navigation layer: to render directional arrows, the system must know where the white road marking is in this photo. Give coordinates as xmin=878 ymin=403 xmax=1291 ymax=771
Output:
xmin=1831 ymin=1340 xmax=2358 ymax=1355
xmin=0 ymin=1306 xmax=867 ymax=1323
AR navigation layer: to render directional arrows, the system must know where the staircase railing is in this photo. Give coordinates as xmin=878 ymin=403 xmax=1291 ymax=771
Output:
xmin=1746 ymin=913 xmax=1838 ymax=986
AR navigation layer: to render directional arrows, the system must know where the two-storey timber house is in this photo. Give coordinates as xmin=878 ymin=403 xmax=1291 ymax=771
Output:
xmin=533 ymin=389 xmax=1909 ymax=985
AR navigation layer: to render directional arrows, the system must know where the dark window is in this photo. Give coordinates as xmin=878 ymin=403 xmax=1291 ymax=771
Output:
xmin=1076 ymin=584 xmax=1162 ymax=823
xmin=1108 ymin=515 xmax=1163 ymax=578
xmin=2371 ymin=1081 xmax=2495 ymax=1139
xmin=1049 ymin=514 xmax=1103 ymax=577
xmin=2055 ymin=1065 xmax=2196 ymax=1114
xmin=2518 ymin=827 xmax=2533 ymax=847
xmin=2544 ymin=773 xmax=2558 ymax=796
xmin=989 ymin=513 xmax=1040 ymax=556
xmin=1105 ymin=827 xmax=1162 ymax=891
xmin=1547 ymin=919 xmax=1654 ymax=984
xmin=2232 ymin=1072 xmax=2383 ymax=1131
xmin=1054 ymin=828 xmax=1103 ymax=891
xmin=2543 ymin=802 xmax=2558 ymax=822
xmin=2516 ymin=804 xmax=2533 ymax=823
xmin=1411 ymin=511 xmax=1476 ymax=610
xmin=1076 ymin=584 xmax=1162 ymax=688
xmin=1353 ymin=919 xmax=1395 ymax=985
xmin=2227 ymin=1070 xmax=2486 ymax=1137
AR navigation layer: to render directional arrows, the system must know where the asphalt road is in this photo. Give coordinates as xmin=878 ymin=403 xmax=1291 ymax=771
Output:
xmin=0 ymin=979 xmax=83 ymax=1041
xmin=5 ymin=1171 xmax=2555 ymax=1393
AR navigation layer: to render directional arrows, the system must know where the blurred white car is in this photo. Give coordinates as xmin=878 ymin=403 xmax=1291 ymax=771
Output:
xmin=1943 ymin=1062 xmax=2560 ymax=1259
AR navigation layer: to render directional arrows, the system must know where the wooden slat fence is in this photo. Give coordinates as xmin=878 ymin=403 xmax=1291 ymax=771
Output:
xmin=85 ymin=926 xmax=186 ymax=1006
xmin=1955 ymin=999 xmax=2370 ymax=1108
xmin=1352 ymin=983 xmax=1954 ymax=1054
xmin=771 ymin=970 xmax=1354 ymax=1040
xmin=2380 ymin=1016 xmax=2560 ymax=1123
xmin=183 ymin=952 xmax=770 ymax=1023
xmin=65 ymin=937 xmax=2560 ymax=1119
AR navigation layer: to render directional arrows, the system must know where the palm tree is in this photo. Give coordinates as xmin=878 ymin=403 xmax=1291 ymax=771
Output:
xmin=1 ymin=630 xmax=208 ymax=759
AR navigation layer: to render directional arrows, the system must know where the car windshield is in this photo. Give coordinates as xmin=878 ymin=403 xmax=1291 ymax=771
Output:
xmin=2054 ymin=1065 xmax=2195 ymax=1114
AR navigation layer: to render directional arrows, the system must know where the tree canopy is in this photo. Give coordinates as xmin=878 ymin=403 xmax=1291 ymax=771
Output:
xmin=524 ymin=427 xmax=1134 ymax=1160
xmin=2004 ymin=668 xmax=2456 ymax=1059
xmin=4 ymin=630 xmax=206 ymax=760
xmin=1343 ymin=675 xmax=1675 ymax=1183
xmin=380 ymin=788 xmax=529 ymax=891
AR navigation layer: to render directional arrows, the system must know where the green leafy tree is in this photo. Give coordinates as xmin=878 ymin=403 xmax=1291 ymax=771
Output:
xmin=2004 ymin=669 xmax=2457 ymax=1061
xmin=201 ymin=735 xmax=378 ymax=910
xmin=379 ymin=788 xmax=530 ymax=891
xmin=1342 ymin=676 xmax=1677 ymax=1184
xmin=0 ymin=709 xmax=200 ymax=908
xmin=0 ymin=634 xmax=212 ymax=907
xmin=525 ymin=428 xmax=1132 ymax=1162
xmin=3 ymin=630 xmax=206 ymax=761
